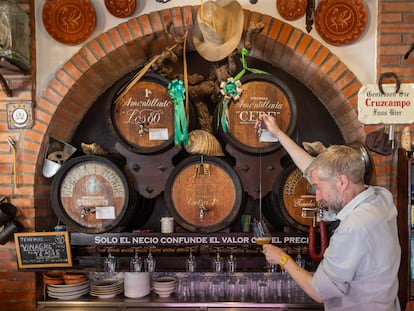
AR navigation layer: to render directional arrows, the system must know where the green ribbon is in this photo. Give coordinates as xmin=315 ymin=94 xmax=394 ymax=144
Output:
xmin=219 ymin=79 xmax=242 ymax=133
xmin=234 ymin=47 xmax=270 ymax=81
xmin=168 ymin=79 xmax=188 ymax=146
xmin=220 ymin=97 xmax=231 ymax=133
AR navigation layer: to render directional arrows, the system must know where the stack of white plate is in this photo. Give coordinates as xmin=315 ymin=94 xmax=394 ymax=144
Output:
xmin=47 ymin=280 xmax=90 ymax=300
xmin=124 ymin=272 xmax=151 ymax=298
xmin=152 ymin=276 xmax=177 ymax=298
xmin=90 ymin=278 xmax=123 ymax=299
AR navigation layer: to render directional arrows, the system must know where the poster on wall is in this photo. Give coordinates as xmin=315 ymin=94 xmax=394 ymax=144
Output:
xmin=357 ymin=83 xmax=414 ymax=125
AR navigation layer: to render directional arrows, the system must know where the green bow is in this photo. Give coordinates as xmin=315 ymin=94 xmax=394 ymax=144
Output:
xmin=219 ymin=78 xmax=242 ymax=133
xmin=234 ymin=47 xmax=270 ymax=81
xmin=168 ymin=79 xmax=188 ymax=146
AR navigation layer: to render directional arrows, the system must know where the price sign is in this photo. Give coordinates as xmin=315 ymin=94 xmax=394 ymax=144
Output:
xmin=357 ymin=83 xmax=414 ymax=124
xmin=14 ymin=231 xmax=72 ymax=269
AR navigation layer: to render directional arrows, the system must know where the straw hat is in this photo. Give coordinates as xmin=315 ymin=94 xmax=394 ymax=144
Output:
xmin=193 ymin=0 xmax=244 ymax=62
xmin=185 ymin=130 xmax=225 ymax=156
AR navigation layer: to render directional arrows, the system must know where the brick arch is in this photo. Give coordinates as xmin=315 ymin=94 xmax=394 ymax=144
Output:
xmin=34 ymin=6 xmax=371 ymax=226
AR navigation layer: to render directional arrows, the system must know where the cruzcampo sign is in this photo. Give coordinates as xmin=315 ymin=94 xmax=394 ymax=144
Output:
xmin=357 ymin=83 xmax=414 ymax=124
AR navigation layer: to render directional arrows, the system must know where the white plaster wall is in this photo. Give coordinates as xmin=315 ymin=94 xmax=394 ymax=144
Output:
xmin=34 ymin=0 xmax=377 ymax=99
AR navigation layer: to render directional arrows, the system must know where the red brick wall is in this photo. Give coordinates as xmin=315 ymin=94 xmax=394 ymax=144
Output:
xmin=378 ymin=0 xmax=414 ymax=80
xmin=376 ymin=0 xmax=414 ymax=195
xmin=378 ymin=2 xmax=414 ymax=310
xmin=0 ymin=2 xmax=38 ymax=311
xmin=0 ymin=2 xmax=412 ymax=310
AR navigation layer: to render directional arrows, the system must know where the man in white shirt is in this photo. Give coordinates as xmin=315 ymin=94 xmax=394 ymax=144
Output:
xmin=257 ymin=114 xmax=401 ymax=311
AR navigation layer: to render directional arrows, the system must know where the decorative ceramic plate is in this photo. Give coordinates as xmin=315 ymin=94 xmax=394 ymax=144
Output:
xmin=42 ymin=0 xmax=96 ymax=45
xmin=276 ymin=0 xmax=308 ymax=21
xmin=105 ymin=0 xmax=136 ymax=18
xmin=314 ymin=0 xmax=368 ymax=46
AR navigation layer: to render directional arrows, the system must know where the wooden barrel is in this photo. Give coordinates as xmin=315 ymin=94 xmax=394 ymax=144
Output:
xmin=111 ymin=73 xmax=175 ymax=154
xmin=164 ymin=155 xmax=244 ymax=233
xmin=263 ymin=164 xmax=316 ymax=232
xmin=50 ymin=155 xmax=148 ymax=233
xmin=219 ymin=73 xmax=297 ymax=155
xmin=346 ymin=141 xmax=373 ymax=184
xmin=123 ymin=196 xmax=155 ymax=232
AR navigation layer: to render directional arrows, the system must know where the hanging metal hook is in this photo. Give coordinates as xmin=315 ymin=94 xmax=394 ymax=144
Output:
xmin=7 ymin=137 xmax=17 ymax=188
xmin=404 ymin=43 xmax=414 ymax=59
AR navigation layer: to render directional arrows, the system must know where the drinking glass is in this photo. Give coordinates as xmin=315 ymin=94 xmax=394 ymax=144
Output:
xmin=103 ymin=252 xmax=117 ymax=273
xmin=144 ymin=248 xmax=156 ymax=272
xmin=252 ymin=218 xmax=275 ymax=271
xmin=198 ymin=278 xmax=208 ymax=298
xmin=225 ymin=278 xmax=237 ymax=300
xmin=212 ymin=251 xmax=224 ymax=273
xmin=258 ymin=281 xmax=268 ymax=302
xmin=186 ymin=248 xmax=196 ymax=272
xmin=238 ymin=278 xmax=248 ymax=300
xmin=209 ymin=278 xmax=224 ymax=299
xmin=178 ymin=279 xmax=190 ymax=301
xmin=130 ymin=252 xmax=142 ymax=272
xmin=226 ymin=254 xmax=237 ymax=273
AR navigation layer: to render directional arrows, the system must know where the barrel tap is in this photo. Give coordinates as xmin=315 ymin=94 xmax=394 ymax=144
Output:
xmin=80 ymin=206 xmax=96 ymax=219
xmin=256 ymin=119 xmax=263 ymax=138
xmin=138 ymin=121 xmax=149 ymax=136
xmin=199 ymin=203 xmax=209 ymax=222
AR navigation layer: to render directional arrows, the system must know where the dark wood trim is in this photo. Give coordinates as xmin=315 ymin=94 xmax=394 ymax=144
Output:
xmin=397 ymin=148 xmax=410 ymax=310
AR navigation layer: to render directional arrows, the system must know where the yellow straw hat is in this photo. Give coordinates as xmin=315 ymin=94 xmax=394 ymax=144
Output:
xmin=193 ymin=0 xmax=244 ymax=62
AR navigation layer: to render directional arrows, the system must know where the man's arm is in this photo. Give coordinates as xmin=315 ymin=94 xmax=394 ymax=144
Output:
xmin=262 ymin=244 xmax=323 ymax=303
xmin=257 ymin=114 xmax=314 ymax=171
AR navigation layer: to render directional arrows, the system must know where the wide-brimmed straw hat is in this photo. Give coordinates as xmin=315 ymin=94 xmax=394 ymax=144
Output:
xmin=193 ymin=0 xmax=244 ymax=62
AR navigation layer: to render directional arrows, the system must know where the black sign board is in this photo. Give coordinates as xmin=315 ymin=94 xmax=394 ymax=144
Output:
xmin=14 ymin=231 xmax=72 ymax=269
xmin=70 ymin=232 xmax=309 ymax=247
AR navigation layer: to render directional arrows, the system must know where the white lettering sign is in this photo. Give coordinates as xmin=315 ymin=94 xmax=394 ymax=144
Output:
xmin=357 ymin=83 xmax=414 ymax=124
xmin=90 ymin=234 xmax=308 ymax=246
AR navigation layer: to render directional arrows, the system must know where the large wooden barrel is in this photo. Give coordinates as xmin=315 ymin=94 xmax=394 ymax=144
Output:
xmin=111 ymin=73 xmax=175 ymax=154
xmin=219 ymin=73 xmax=297 ymax=155
xmin=164 ymin=155 xmax=244 ymax=233
xmin=263 ymin=164 xmax=316 ymax=232
xmin=50 ymin=155 xmax=149 ymax=233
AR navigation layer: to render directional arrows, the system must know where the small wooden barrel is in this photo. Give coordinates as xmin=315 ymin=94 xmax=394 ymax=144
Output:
xmin=264 ymin=164 xmax=316 ymax=232
xmin=220 ymin=74 xmax=297 ymax=155
xmin=111 ymin=73 xmax=175 ymax=154
xmin=164 ymin=155 xmax=244 ymax=233
xmin=50 ymin=155 xmax=145 ymax=233
xmin=346 ymin=141 xmax=372 ymax=184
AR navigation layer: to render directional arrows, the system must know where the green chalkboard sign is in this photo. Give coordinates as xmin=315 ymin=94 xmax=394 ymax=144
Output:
xmin=14 ymin=231 xmax=72 ymax=269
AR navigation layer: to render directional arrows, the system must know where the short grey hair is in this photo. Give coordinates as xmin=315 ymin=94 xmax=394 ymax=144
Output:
xmin=304 ymin=145 xmax=365 ymax=184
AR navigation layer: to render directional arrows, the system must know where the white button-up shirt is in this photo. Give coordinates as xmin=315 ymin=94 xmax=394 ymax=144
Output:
xmin=311 ymin=186 xmax=401 ymax=311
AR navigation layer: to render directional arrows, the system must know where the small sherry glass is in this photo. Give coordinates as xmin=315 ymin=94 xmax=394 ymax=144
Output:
xmin=252 ymin=218 xmax=275 ymax=271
